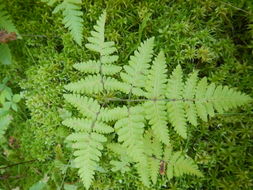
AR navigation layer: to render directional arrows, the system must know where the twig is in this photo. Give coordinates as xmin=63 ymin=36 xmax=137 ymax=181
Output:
xmin=104 ymin=97 xmax=195 ymax=102
xmin=0 ymin=159 xmax=37 ymax=170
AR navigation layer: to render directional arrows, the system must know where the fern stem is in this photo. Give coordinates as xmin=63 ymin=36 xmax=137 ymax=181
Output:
xmin=104 ymin=98 xmax=195 ymax=102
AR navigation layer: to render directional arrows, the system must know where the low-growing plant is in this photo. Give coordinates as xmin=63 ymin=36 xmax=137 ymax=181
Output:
xmin=63 ymin=11 xmax=252 ymax=189
xmin=0 ymin=78 xmax=21 ymax=145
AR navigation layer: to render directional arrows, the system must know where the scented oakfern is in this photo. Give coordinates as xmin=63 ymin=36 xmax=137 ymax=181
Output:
xmin=63 ymin=11 xmax=252 ymax=189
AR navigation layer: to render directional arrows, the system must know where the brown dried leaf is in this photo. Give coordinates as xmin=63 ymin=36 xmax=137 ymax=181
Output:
xmin=0 ymin=30 xmax=17 ymax=44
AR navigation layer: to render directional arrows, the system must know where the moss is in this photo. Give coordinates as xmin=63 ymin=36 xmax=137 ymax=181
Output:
xmin=0 ymin=0 xmax=252 ymax=189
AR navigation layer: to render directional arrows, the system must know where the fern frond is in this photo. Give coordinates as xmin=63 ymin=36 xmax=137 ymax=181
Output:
xmin=172 ymin=152 xmax=203 ymax=177
xmin=107 ymin=143 xmax=128 ymax=156
xmin=135 ymin=158 xmax=150 ymax=187
xmin=0 ymin=5 xmax=18 ymax=34
xmin=183 ymin=71 xmax=198 ymax=126
xmin=211 ymin=85 xmax=251 ymax=112
xmin=163 ymin=147 xmax=202 ymax=180
xmin=63 ymin=94 xmax=100 ymax=119
xmin=65 ymin=75 xmax=129 ymax=95
xmin=107 ymin=143 xmax=131 ymax=173
xmin=104 ymin=77 xmax=131 ymax=94
xmin=145 ymin=101 xmax=170 ymax=145
xmin=166 ymin=66 xmax=251 ymax=137
xmin=73 ymin=61 xmax=121 ymax=75
xmin=85 ymin=11 xmax=118 ymax=64
xmin=145 ymin=51 xmax=167 ymax=99
xmin=62 ymin=118 xmax=113 ymax=133
xmin=115 ymin=106 xmax=145 ymax=159
xmin=110 ymin=160 xmax=131 ymax=173
xmin=66 ymin=132 xmax=106 ymax=189
xmin=62 ymin=11 xmax=252 ymax=188
xmin=193 ymin=78 xmax=251 ymax=120
xmin=99 ymin=106 xmax=128 ymax=122
xmin=114 ymin=106 xmax=151 ymax=186
xmin=195 ymin=77 xmax=208 ymax=121
xmin=143 ymin=131 xmax=163 ymax=184
xmin=144 ymin=52 xmax=170 ymax=145
xmin=166 ymin=65 xmax=187 ymax=138
xmin=64 ymin=75 xmax=103 ymax=95
xmin=53 ymin=0 xmax=83 ymax=46
xmin=120 ymin=38 xmax=154 ymax=90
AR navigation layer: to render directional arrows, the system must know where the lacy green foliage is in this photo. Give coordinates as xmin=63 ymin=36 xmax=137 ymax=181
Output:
xmin=63 ymin=11 xmax=252 ymax=189
xmin=0 ymin=3 xmax=19 ymax=65
xmin=164 ymin=146 xmax=203 ymax=180
xmin=1 ymin=0 xmax=252 ymax=189
xmin=42 ymin=0 xmax=83 ymax=46
xmin=0 ymin=78 xmax=20 ymax=144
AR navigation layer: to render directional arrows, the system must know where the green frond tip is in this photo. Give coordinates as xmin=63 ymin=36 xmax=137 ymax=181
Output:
xmin=85 ymin=11 xmax=106 ymax=53
xmin=53 ymin=0 xmax=83 ymax=46
xmin=121 ymin=37 xmax=155 ymax=88
xmin=145 ymin=51 xmax=167 ymax=98
xmin=170 ymin=151 xmax=203 ymax=178
xmin=165 ymin=65 xmax=252 ymax=138
xmin=85 ymin=11 xmax=118 ymax=63
xmin=67 ymin=132 xmax=106 ymax=189
xmin=164 ymin=148 xmax=203 ymax=180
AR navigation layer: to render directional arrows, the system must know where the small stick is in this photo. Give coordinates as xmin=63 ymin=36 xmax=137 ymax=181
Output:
xmin=0 ymin=159 xmax=37 ymax=170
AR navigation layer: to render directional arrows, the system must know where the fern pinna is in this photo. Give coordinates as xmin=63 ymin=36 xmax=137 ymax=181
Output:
xmin=42 ymin=0 xmax=83 ymax=46
xmin=63 ymin=11 xmax=252 ymax=189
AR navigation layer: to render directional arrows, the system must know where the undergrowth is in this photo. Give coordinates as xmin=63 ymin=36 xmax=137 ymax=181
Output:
xmin=0 ymin=0 xmax=252 ymax=189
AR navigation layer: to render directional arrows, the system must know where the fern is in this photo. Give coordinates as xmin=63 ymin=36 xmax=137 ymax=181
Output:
xmin=167 ymin=66 xmax=251 ymax=138
xmin=0 ymin=4 xmax=19 ymax=65
xmin=164 ymin=146 xmax=203 ymax=179
xmin=63 ymin=11 xmax=252 ymax=189
xmin=63 ymin=95 xmax=112 ymax=189
xmin=144 ymin=51 xmax=170 ymax=145
xmin=42 ymin=0 xmax=83 ymax=46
